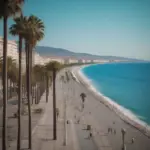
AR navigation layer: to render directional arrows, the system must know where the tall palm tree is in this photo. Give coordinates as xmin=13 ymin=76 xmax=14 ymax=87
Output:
xmin=0 ymin=57 xmax=18 ymax=98
xmin=32 ymin=64 xmax=45 ymax=104
xmin=0 ymin=1 xmax=24 ymax=149
xmin=45 ymin=64 xmax=53 ymax=103
xmin=24 ymin=15 xmax=44 ymax=149
xmin=7 ymin=57 xmax=18 ymax=98
xmin=9 ymin=15 xmax=27 ymax=150
xmin=45 ymin=61 xmax=62 ymax=140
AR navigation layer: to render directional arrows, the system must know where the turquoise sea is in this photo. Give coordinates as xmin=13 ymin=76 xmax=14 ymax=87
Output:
xmin=82 ymin=62 xmax=150 ymax=125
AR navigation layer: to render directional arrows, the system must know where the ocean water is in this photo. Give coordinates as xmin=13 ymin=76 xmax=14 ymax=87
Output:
xmin=82 ymin=62 xmax=150 ymax=125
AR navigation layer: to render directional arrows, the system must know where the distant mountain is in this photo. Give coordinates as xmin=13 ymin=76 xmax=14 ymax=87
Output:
xmin=35 ymin=46 xmax=142 ymax=61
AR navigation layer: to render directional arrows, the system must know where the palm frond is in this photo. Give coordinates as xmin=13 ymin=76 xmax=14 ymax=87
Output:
xmin=0 ymin=0 xmax=25 ymax=18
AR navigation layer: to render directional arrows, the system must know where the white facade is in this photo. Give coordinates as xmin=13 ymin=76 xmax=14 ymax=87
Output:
xmin=93 ymin=59 xmax=109 ymax=63
xmin=43 ymin=57 xmax=51 ymax=64
xmin=78 ymin=59 xmax=86 ymax=63
xmin=0 ymin=37 xmax=18 ymax=63
xmin=84 ymin=59 xmax=91 ymax=63
xmin=49 ymin=57 xmax=64 ymax=64
xmin=43 ymin=57 xmax=64 ymax=64
xmin=64 ymin=58 xmax=78 ymax=64
xmin=33 ymin=51 xmax=45 ymax=65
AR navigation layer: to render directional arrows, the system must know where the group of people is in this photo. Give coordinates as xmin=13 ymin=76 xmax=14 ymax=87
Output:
xmin=108 ymin=127 xmax=116 ymax=135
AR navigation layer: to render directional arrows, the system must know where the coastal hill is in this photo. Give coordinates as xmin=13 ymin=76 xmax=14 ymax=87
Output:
xmin=35 ymin=46 xmax=141 ymax=61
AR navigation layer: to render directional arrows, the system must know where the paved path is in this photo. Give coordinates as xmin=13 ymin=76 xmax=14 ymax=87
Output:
xmin=29 ymin=70 xmax=101 ymax=150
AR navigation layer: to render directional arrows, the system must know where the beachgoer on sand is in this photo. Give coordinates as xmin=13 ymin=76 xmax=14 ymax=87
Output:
xmin=82 ymin=103 xmax=84 ymax=110
xmin=67 ymin=120 xmax=69 ymax=124
xmin=56 ymin=108 xmax=59 ymax=120
xmin=110 ymin=127 xmax=113 ymax=133
xmin=87 ymin=125 xmax=91 ymax=130
xmin=88 ymin=132 xmax=93 ymax=139
xmin=108 ymin=127 xmax=110 ymax=133
xmin=77 ymin=119 xmax=80 ymax=124
xmin=131 ymin=138 xmax=135 ymax=144
xmin=114 ymin=129 xmax=116 ymax=134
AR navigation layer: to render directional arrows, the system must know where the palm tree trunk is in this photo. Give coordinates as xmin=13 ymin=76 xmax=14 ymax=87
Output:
xmin=30 ymin=51 xmax=33 ymax=104
xmin=9 ymin=80 xmax=12 ymax=98
xmin=17 ymin=35 xmax=22 ymax=150
xmin=46 ymin=75 xmax=49 ymax=103
xmin=53 ymin=69 xmax=57 ymax=140
xmin=27 ymin=45 xmax=32 ymax=149
xmin=35 ymin=84 xmax=37 ymax=104
xmin=2 ymin=2 xmax=8 ymax=149
xmin=7 ymin=78 xmax=9 ymax=99
xmin=25 ymin=41 xmax=28 ymax=101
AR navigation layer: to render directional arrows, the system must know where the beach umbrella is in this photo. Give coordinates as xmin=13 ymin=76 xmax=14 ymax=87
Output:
xmin=80 ymin=92 xmax=86 ymax=103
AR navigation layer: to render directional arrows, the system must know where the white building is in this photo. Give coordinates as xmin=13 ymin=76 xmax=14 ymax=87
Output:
xmin=49 ymin=57 xmax=64 ymax=64
xmin=43 ymin=56 xmax=65 ymax=64
xmin=0 ymin=37 xmax=18 ymax=63
xmin=42 ymin=57 xmax=51 ymax=65
xmin=84 ymin=59 xmax=91 ymax=63
xmin=93 ymin=59 xmax=108 ymax=63
xmin=33 ymin=51 xmax=45 ymax=65
xmin=64 ymin=58 xmax=78 ymax=64
xmin=78 ymin=59 xmax=86 ymax=63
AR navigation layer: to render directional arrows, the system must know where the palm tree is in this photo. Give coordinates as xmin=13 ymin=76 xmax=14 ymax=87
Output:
xmin=9 ymin=15 xmax=27 ymax=150
xmin=23 ymin=15 xmax=44 ymax=149
xmin=45 ymin=64 xmax=53 ymax=103
xmin=45 ymin=61 xmax=62 ymax=140
xmin=0 ymin=1 xmax=24 ymax=149
xmin=0 ymin=57 xmax=18 ymax=98
xmin=32 ymin=64 xmax=45 ymax=104
xmin=7 ymin=57 xmax=18 ymax=98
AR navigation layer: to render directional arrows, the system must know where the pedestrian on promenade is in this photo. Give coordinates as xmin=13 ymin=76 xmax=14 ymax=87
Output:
xmin=77 ymin=119 xmax=80 ymax=124
xmin=109 ymin=128 xmax=112 ymax=133
xmin=56 ymin=108 xmax=59 ymax=120
xmin=131 ymin=138 xmax=135 ymax=144
xmin=114 ymin=129 xmax=116 ymax=134
xmin=108 ymin=127 xmax=110 ymax=133
xmin=82 ymin=103 xmax=84 ymax=110
xmin=88 ymin=132 xmax=93 ymax=139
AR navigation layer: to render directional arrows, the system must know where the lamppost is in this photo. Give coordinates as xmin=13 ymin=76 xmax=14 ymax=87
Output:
xmin=62 ymin=74 xmax=67 ymax=146
xmin=121 ymin=128 xmax=126 ymax=150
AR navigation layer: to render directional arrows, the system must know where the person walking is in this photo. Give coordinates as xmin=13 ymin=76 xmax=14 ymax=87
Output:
xmin=88 ymin=131 xmax=93 ymax=139
xmin=56 ymin=108 xmax=59 ymax=120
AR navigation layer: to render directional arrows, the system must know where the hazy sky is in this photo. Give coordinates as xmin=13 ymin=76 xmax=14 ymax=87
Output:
xmin=0 ymin=0 xmax=150 ymax=60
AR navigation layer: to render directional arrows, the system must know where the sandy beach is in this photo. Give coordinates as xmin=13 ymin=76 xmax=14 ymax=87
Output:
xmin=69 ymin=65 xmax=150 ymax=150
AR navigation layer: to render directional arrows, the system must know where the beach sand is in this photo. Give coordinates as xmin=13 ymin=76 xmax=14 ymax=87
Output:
xmin=70 ymin=65 xmax=150 ymax=150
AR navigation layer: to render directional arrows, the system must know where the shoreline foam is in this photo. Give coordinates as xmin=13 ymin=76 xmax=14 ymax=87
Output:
xmin=72 ymin=65 xmax=150 ymax=138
